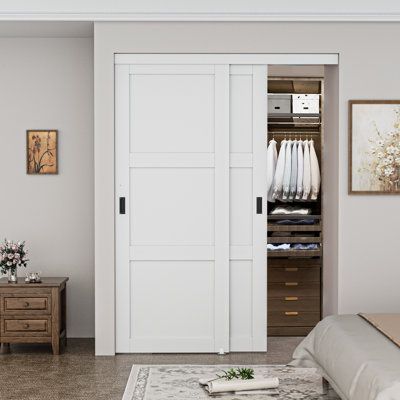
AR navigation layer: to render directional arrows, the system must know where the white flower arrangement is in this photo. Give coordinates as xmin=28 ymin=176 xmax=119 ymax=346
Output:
xmin=0 ymin=239 xmax=28 ymax=275
xmin=367 ymin=109 xmax=400 ymax=191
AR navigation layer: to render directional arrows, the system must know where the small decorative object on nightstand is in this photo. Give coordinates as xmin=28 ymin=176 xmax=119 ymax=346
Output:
xmin=0 ymin=277 xmax=68 ymax=354
xmin=0 ymin=240 xmax=29 ymax=283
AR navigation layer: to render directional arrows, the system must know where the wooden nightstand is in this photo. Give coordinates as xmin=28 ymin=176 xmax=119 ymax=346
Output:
xmin=0 ymin=277 xmax=68 ymax=355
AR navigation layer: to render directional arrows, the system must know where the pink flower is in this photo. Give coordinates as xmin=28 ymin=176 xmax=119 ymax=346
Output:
xmin=8 ymin=253 xmax=14 ymax=259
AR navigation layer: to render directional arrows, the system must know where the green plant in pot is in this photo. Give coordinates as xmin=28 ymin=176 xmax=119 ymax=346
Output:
xmin=0 ymin=239 xmax=28 ymax=283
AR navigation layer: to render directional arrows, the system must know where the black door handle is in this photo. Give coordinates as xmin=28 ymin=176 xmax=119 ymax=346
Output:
xmin=256 ymin=197 xmax=263 ymax=214
xmin=119 ymin=197 xmax=126 ymax=215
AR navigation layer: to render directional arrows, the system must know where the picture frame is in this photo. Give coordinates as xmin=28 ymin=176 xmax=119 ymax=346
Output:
xmin=26 ymin=130 xmax=58 ymax=175
xmin=349 ymin=100 xmax=400 ymax=194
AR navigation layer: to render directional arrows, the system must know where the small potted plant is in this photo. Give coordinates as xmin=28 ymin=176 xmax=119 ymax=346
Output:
xmin=0 ymin=240 xmax=29 ymax=283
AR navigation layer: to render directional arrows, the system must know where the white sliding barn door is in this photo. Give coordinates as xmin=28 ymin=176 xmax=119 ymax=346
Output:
xmin=116 ymin=61 xmax=267 ymax=353
xmin=116 ymin=64 xmax=230 ymax=353
xmin=229 ymin=66 xmax=267 ymax=351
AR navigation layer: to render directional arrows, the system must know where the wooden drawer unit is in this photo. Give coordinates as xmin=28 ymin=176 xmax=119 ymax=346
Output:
xmin=2 ymin=317 xmax=51 ymax=337
xmin=268 ymin=267 xmax=320 ymax=283
xmin=0 ymin=277 xmax=68 ymax=354
xmin=3 ymin=295 xmax=51 ymax=314
xmin=268 ymin=256 xmax=322 ymax=336
xmin=268 ymin=296 xmax=320 ymax=312
xmin=268 ymin=311 xmax=320 ymax=327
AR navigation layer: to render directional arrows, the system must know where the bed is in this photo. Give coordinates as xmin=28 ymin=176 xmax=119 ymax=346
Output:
xmin=290 ymin=314 xmax=400 ymax=400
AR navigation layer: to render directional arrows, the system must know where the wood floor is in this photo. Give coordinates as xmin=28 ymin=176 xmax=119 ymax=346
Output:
xmin=0 ymin=337 xmax=303 ymax=400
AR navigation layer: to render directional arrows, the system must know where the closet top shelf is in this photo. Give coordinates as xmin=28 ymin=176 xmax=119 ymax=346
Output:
xmin=268 ymin=77 xmax=323 ymax=95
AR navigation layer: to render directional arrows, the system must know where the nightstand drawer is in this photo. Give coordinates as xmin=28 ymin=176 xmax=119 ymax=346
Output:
xmin=2 ymin=317 xmax=51 ymax=337
xmin=4 ymin=296 xmax=50 ymax=313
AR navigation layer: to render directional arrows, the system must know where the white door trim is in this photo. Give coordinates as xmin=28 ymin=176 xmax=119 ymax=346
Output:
xmin=115 ymin=53 xmax=338 ymax=66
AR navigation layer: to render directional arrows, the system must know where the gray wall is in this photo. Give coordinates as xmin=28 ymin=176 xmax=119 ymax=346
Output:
xmin=0 ymin=37 xmax=94 ymax=337
xmin=95 ymin=21 xmax=400 ymax=354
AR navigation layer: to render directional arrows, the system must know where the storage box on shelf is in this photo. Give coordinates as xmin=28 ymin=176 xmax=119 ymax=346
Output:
xmin=268 ymin=94 xmax=292 ymax=114
xmin=292 ymin=94 xmax=320 ymax=114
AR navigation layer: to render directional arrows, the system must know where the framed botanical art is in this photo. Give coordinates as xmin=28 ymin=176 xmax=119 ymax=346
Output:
xmin=349 ymin=100 xmax=400 ymax=194
xmin=27 ymin=130 xmax=58 ymax=174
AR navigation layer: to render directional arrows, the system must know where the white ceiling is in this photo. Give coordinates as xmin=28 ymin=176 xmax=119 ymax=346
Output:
xmin=0 ymin=0 xmax=399 ymax=21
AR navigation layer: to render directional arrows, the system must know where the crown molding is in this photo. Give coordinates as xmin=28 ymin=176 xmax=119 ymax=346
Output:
xmin=1 ymin=12 xmax=400 ymax=22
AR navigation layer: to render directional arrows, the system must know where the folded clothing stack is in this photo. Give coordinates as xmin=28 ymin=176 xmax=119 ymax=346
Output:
xmin=267 ymin=243 xmax=319 ymax=251
xmin=270 ymin=206 xmax=311 ymax=215
xmin=275 ymin=219 xmax=315 ymax=225
xmin=199 ymin=377 xmax=279 ymax=395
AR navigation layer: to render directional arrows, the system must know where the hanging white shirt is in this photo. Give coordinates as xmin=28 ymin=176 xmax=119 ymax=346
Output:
xmin=309 ymin=139 xmax=321 ymax=200
xmin=295 ymin=140 xmax=304 ymax=200
xmin=289 ymin=140 xmax=298 ymax=200
xmin=282 ymin=140 xmax=292 ymax=200
xmin=266 ymin=139 xmax=278 ymax=202
xmin=272 ymin=140 xmax=287 ymax=200
xmin=302 ymin=140 xmax=311 ymax=201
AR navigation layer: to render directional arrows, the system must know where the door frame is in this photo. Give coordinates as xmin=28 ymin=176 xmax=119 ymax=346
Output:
xmin=115 ymin=53 xmax=339 ymax=65
xmin=96 ymin=53 xmax=339 ymax=355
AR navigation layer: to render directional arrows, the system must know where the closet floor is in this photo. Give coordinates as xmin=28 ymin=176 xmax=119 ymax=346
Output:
xmin=0 ymin=337 xmax=303 ymax=400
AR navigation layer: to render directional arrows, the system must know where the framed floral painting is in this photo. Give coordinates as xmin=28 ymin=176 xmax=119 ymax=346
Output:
xmin=349 ymin=101 xmax=400 ymax=194
xmin=26 ymin=130 xmax=58 ymax=174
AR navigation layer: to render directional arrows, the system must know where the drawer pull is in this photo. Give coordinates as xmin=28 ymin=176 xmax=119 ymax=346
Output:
xmin=24 ymin=302 xmax=30 ymax=307
xmin=285 ymin=296 xmax=298 ymax=301
xmin=285 ymin=282 xmax=298 ymax=286
xmin=285 ymin=311 xmax=299 ymax=316
xmin=285 ymin=267 xmax=298 ymax=272
xmin=23 ymin=323 xmax=30 ymax=329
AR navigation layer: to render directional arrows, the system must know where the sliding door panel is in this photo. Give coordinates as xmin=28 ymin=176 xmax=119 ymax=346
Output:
xmin=116 ymin=64 xmax=229 ymax=353
xmin=229 ymin=65 xmax=267 ymax=351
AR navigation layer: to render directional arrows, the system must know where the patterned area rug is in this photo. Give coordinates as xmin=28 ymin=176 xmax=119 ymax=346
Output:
xmin=122 ymin=365 xmax=340 ymax=399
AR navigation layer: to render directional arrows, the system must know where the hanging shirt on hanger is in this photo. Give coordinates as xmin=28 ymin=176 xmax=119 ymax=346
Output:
xmin=271 ymin=140 xmax=287 ymax=200
xmin=309 ymin=139 xmax=321 ymax=200
xmin=266 ymin=139 xmax=278 ymax=202
xmin=282 ymin=140 xmax=292 ymax=200
xmin=295 ymin=140 xmax=304 ymax=200
xmin=289 ymin=140 xmax=298 ymax=200
xmin=302 ymin=140 xmax=311 ymax=200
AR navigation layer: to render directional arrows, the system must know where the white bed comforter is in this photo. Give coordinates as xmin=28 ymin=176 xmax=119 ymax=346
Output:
xmin=291 ymin=315 xmax=400 ymax=400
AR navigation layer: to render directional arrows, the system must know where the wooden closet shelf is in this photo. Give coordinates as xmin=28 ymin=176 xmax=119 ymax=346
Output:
xmin=267 ymin=249 xmax=322 ymax=258
xmin=268 ymin=121 xmax=321 ymax=126
xmin=268 ymin=113 xmax=320 ymax=118
xmin=268 ymin=236 xmax=322 ymax=244
xmin=268 ymin=224 xmax=322 ymax=232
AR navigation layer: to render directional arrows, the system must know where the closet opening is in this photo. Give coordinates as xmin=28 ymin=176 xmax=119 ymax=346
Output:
xmin=266 ymin=68 xmax=324 ymax=337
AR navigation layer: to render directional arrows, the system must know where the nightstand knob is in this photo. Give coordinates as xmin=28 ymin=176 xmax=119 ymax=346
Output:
xmin=23 ymin=323 xmax=29 ymax=329
xmin=24 ymin=302 xmax=30 ymax=307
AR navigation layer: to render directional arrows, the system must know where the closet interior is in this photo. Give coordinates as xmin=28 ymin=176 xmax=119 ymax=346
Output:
xmin=267 ymin=76 xmax=323 ymax=336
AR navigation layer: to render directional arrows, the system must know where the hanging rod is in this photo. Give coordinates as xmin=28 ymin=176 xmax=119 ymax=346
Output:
xmin=268 ymin=131 xmax=320 ymax=135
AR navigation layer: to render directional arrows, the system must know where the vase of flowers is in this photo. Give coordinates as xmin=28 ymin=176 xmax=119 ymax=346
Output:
xmin=0 ymin=240 xmax=29 ymax=283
